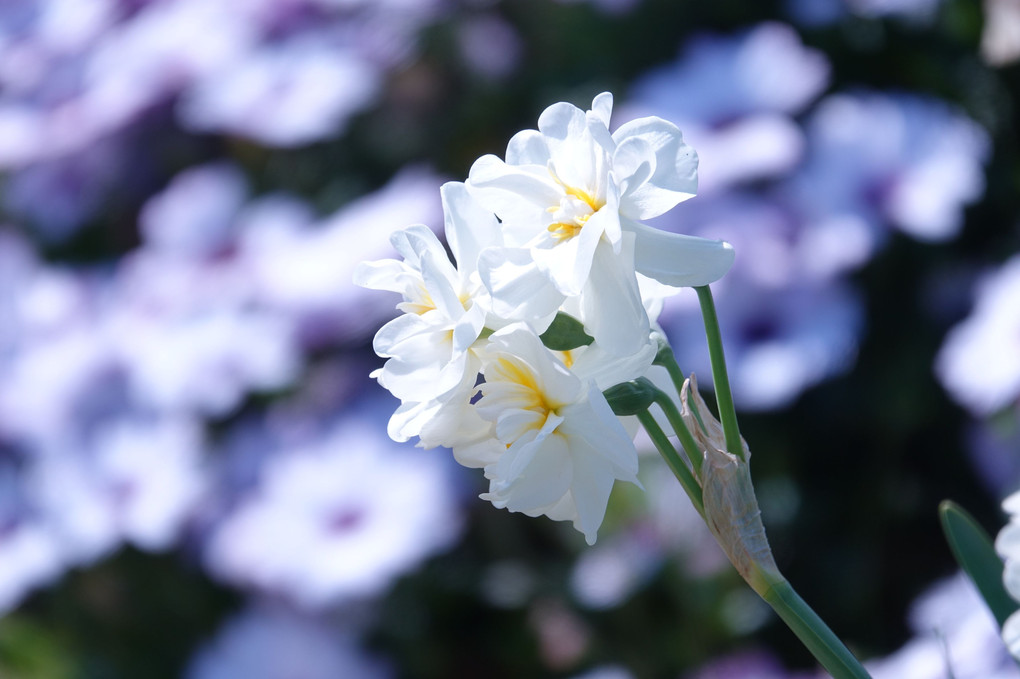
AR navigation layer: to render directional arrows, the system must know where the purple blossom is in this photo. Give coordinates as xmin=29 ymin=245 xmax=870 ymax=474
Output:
xmin=867 ymin=574 xmax=1019 ymax=679
xmin=0 ymin=461 xmax=65 ymax=614
xmin=178 ymin=36 xmax=382 ymax=147
xmin=240 ymin=166 xmax=445 ymax=346
xmin=455 ymin=13 xmax=523 ymax=80
xmin=788 ymin=91 xmax=989 ymax=243
xmin=786 ymin=0 xmax=944 ymax=25
xmin=26 ymin=413 xmax=207 ymax=565
xmin=936 ymin=254 xmax=1020 ymax=415
xmin=622 ymin=23 xmax=830 ymax=193
xmin=185 ymin=604 xmax=393 ymax=679
xmin=659 ymin=277 xmax=863 ymax=411
xmin=203 ymin=405 xmax=464 ymax=608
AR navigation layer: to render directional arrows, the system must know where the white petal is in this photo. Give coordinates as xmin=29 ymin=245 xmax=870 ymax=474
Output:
xmin=352 ymin=258 xmax=409 ymax=293
xmin=531 ymin=213 xmax=603 ymax=297
xmin=538 ymin=101 xmax=588 ymax=143
xmin=390 ymin=224 xmax=446 ymax=269
xmin=589 ymin=92 xmax=614 ymax=128
xmin=1004 ymin=610 xmax=1020 ymax=660
xmin=612 ymin=136 xmax=656 ymax=201
xmin=565 ymin=385 xmax=641 ymax=483
xmin=580 ymin=238 xmax=650 ymax=356
xmin=468 ymin=154 xmax=561 ymax=206
xmin=387 ymin=400 xmax=432 ymax=443
xmin=479 ymin=247 xmax=564 ymax=328
xmin=628 ymin=219 xmax=735 ymax=287
xmin=372 ymin=312 xmax=430 ymax=356
xmin=567 ymin=339 xmax=657 ymax=391
xmin=613 ymin=117 xmax=698 ymax=220
xmin=452 ymin=301 xmax=487 ymax=354
xmin=506 ymin=128 xmax=551 ymax=166
xmin=569 ymin=445 xmax=616 ymax=545
xmin=420 ymin=250 xmax=464 ymax=320
xmin=490 ymin=427 xmax=572 ymax=511
xmin=441 ymin=181 xmax=501 ymax=276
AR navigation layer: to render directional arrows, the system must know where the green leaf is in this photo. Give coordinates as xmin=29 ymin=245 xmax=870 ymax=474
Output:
xmin=539 ymin=312 xmax=593 ymax=351
xmin=940 ymin=500 xmax=1018 ymax=627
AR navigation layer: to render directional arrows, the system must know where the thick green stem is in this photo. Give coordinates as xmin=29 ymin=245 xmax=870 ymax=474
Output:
xmin=636 ymin=410 xmax=704 ymax=518
xmin=749 ymin=566 xmax=872 ymax=679
xmin=694 ymin=285 xmax=744 ymax=461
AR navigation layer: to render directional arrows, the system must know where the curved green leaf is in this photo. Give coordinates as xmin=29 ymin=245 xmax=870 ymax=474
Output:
xmin=940 ymin=500 xmax=1018 ymax=627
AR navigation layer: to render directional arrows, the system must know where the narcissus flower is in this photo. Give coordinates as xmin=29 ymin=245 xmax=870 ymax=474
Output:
xmin=468 ymin=92 xmax=734 ymax=354
xmin=354 ymin=182 xmax=499 ymax=442
xmin=469 ymin=325 xmax=642 ymax=545
xmin=356 ymin=91 xmax=734 ymax=545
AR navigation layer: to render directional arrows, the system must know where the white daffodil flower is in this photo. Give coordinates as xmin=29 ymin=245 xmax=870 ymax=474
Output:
xmin=354 ymin=182 xmax=499 ymax=436
xmin=467 ymin=92 xmax=733 ymax=354
xmin=468 ymin=324 xmax=642 ymax=545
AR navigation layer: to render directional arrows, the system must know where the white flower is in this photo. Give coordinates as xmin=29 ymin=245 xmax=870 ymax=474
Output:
xmin=468 ymin=325 xmax=642 ymax=545
xmin=467 ymin=92 xmax=733 ymax=353
xmin=468 ymin=92 xmax=722 ymax=285
xmin=354 ymin=182 xmax=499 ymax=441
xmin=997 ymin=490 xmax=1020 ymax=659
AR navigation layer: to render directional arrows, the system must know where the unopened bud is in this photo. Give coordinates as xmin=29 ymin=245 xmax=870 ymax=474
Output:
xmin=604 ymin=377 xmax=658 ymax=416
xmin=681 ymin=375 xmax=780 ymax=588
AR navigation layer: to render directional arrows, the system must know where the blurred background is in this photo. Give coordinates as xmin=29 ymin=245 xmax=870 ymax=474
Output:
xmin=0 ymin=0 xmax=1018 ymax=677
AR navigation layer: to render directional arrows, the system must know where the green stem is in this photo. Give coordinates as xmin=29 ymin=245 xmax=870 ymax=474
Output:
xmin=694 ymin=285 xmax=744 ymax=461
xmin=636 ymin=410 xmax=704 ymax=518
xmin=656 ymin=340 xmax=688 ymax=400
xmin=648 ymin=387 xmax=703 ymax=479
xmin=750 ymin=567 xmax=872 ymax=679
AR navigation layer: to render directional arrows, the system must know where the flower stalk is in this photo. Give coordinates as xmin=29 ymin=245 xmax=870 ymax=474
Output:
xmin=694 ymin=285 xmax=744 ymax=462
xmin=635 ymin=409 xmax=704 ymax=518
xmin=754 ymin=569 xmax=872 ymax=679
xmin=647 ymin=358 xmax=874 ymax=678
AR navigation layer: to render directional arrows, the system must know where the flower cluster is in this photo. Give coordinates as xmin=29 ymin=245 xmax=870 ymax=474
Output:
xmin=357 ymin=93 xmax=734 ymax=544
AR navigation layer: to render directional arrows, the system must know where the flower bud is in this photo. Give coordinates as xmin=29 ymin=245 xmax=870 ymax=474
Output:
xmin=603 ymin=377 xmax=658 ymax=416
xmin=680 ymin=375 xmax=780 ymax=589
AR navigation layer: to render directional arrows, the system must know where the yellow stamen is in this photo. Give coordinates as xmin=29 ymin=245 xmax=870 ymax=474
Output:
xmin=563 ymin=184 xmax=604 ymax=213
xmin=547 ymin=213 xmax=591 ymax=242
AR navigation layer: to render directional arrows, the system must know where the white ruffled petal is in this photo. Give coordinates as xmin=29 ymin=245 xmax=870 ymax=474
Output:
xmin=352 ymin=258 xmax=411 ymax=293
xmin=613 ymin=117 xmax=698 ymax=220
xmin=506 ymin=128 xmax=551 ymax=166
xmin=479 ymin=247 xmax=564 ymax=329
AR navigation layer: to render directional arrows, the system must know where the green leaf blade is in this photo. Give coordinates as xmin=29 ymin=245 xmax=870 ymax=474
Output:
xmin=940 ymin=500 xmax=1018 ymax=627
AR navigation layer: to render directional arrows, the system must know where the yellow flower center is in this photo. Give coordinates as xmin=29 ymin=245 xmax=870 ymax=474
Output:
xmin=545 ymin=166 xmax=606 ymax=243
xmin=547 ymin=213 xmax=590 ymax=242
xmin=562 ymin=184 xmax=604 ymax=213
